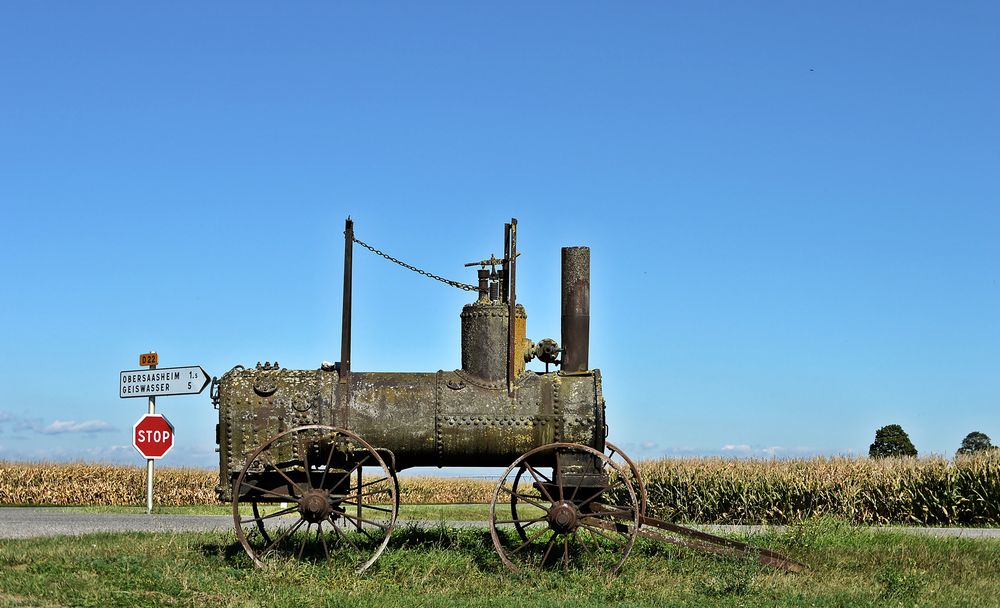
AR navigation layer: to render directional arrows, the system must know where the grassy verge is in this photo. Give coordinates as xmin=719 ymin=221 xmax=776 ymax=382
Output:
xmin=0 ymin=519 xmax=997 ymax=607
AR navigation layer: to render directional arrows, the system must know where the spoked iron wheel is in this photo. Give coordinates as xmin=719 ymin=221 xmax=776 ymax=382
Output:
xmin=232 ymin=424 xmax=398 ymax=573
xmin=605 ymin=441 xmax=647 ymax=519
xmin=509 ymin=441 xmax=647 ymax=543
xmin=490 ymin=442 xmax=640 ymax=574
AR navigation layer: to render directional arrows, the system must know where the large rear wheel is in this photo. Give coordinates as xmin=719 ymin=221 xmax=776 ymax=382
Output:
xmin=490 ymin=442 xmax=640 ymax=574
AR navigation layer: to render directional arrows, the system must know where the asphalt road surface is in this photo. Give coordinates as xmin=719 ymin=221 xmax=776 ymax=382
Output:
xmin=1 ymin=508 xmax=999 ymax=540
xmin=0 ymin=507 xmax=234 ymax=539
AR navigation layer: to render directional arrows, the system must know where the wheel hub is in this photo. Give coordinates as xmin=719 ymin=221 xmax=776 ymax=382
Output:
xmin=547 ymin=500 xmax=579 ymax=534
xmin=298 ymin=489 xmax=333 ymax=523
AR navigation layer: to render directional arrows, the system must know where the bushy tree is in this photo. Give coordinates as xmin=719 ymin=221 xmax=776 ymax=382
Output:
xmin=956 ymin=431 xmax=995 ymax=457
xmin=869 ymin=424 xmax=917 ymax=458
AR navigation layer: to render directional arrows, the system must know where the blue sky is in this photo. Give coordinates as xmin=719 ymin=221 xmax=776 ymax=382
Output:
xmin=0 ymin=3 xmax=997 ymax=469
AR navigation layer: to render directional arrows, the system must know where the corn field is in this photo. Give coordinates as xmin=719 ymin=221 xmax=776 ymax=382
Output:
xmin=0 ymin=461 xmax=496 ymax=507
xmin=634 ymin=451 xmax=1000 ymax=525
xmin=0 ymin=462 xmax=217 ymax=506
xmin=2 ymin=452 xmax=998 ymax=525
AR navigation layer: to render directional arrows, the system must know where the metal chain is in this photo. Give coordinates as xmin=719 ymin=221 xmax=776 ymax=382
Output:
xmin=352 ymin=236 xmax=477 ymax=291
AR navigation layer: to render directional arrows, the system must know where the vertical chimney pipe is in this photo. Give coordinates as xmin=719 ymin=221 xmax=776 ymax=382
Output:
xmin=561 ymin=246 xmax=590 ymax=372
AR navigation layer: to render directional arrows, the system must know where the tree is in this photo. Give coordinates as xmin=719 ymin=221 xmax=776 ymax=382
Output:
xmin=956 ymin=431 xmax=995 ymax=457
xmin=869 ymin=424 xmax=917 ymax=458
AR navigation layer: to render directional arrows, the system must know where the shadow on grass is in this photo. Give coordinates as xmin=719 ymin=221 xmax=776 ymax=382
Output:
xmin=198 ymin=519 xmax=809 ymax=582
xmin=198 ymin=522 xmax=506 ymax=572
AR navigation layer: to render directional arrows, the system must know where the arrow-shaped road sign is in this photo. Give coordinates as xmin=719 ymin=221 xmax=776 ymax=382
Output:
xmin=120 ymin=365 xmax=211 ymax=399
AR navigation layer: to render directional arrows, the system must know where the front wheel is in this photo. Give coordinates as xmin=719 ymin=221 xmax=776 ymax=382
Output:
xmin=231 ymin=424 xmax=398 ymax=573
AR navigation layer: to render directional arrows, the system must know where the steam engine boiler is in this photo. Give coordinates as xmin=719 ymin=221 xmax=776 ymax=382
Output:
xmin=213 ymin=218 xmax=640 ymax=574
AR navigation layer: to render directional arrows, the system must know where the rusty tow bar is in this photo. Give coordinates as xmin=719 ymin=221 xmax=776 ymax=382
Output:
xmin=590 ymin=503 xmax=807 ymax=573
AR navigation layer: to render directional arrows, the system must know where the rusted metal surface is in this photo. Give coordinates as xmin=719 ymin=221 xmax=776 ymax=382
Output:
xmin=460 ymin=302 xmax=527 ymax=383
xmin=561 ymin=247 xmax=590 ymax=373
xmin=488 ymin=442 xmax=640 ymax=574
xmin=231 ymin=424 xmax=397 ymax=573
xmin=589 ymin=506 xmax=807 ymax=573
xmin=217 ymin=366 xmax=605 ymax=501
xmin=216 ymin=216 xmax=804 ymax=575
xmin=507 ymin=219 xmax=518 ymax=396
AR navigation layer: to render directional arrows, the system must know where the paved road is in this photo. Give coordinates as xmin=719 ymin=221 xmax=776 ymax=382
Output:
xmin=0 ymin=508 xmax=234 ymax=539
xmin=1 ymin=508 xmax=998 ymax=540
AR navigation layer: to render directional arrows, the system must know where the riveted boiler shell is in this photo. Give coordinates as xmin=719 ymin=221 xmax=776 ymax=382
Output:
xmin=216 ymin=368 xmax=336 ymax=500
xmin=216 ymin=366 xmax=604 ymax=501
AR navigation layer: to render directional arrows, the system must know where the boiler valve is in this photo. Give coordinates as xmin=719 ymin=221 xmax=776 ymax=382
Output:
xmin=534 ymin=338 xmax=562 ymax=365
xmin=524 ymin=337 xmax=562 ymax=371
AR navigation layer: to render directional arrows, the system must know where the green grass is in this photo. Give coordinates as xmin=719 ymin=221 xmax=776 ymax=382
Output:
xmin=0 ymin=518 xmax=997 ymax=607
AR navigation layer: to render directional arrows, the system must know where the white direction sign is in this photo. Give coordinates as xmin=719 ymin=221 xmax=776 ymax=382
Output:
xmin=120 ymin=366 xmax=210 ymax=399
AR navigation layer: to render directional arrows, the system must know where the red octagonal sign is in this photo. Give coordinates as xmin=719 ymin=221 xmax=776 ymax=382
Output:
xmin=133 ymin=414 xmax=175 ymax=459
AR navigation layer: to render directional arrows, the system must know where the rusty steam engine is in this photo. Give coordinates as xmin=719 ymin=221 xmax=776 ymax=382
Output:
xmin=213 ymin=218 xmax=802 ymax=574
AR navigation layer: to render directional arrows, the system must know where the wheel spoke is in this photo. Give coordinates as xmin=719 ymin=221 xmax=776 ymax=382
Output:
xmin=499 ymin=486 xmax=550 ymax=511
xmin=329 ymin=454 xmax=370 ymax=493
xmin=525 ymin=463 xmax=553 ymax=485
xmin=258 ymin=454 xmax=305 ymax=496
xmin=582 ymin=516 xmax=631 ymax=539
xmin=540 ymin=533 xmax=558 ymax=567
xmin=301 ymin=441 xmax=312 ymax=482
xmin=576 ymin=477 xmax=623 ymax=510
xmin=319 ymin=442 xmax=338 ymax=490
xmin=580 ymin=522 xmax=624 ymax=546
xmin=263 ymin=518 xmax=305 ymax=553
xmin=341 ymin=510 xmax=391 ymax=530
xmin=494 ymin=515 xmax=546 ymax=526
xmin=341 ymin=501 xmax=393 ymax=514
xmin=586 ymin=508 xmax=634 ymax=519
xmin=524 ymin=463 xmax=556 ymax=504
xmin=297 ymin=523 xmax=311 ymax=559
xmin=512 ymin=525 xmax=552 ymax=554
xmin=239 ymin=504 xmax=299 ymax=524
xmin=238 ymin=481 xmax=298 ymax=503
xmin=563 ymin=536 xmax=570 ymax=571
xmin=568 ymin=475 xmax=583 ymax=503
xmin=578 ymin=527 xmax=603 ymax=557
xmin=356 ymin=475 xmax=391 ymax=492
xmin=318 ymin=522 xmax=331 ymax=560
xmin=555 ymin=452 xmax=564 ymax=502
xmin=574 ymin=529 xmax=594 ymax=558
xmin=339 ymin=486 xmax=392 ymax=503
xmin=331 ymin=520 xmax=361 ymax=553
xmin=330 ymin=517 xmax=361 ymax=552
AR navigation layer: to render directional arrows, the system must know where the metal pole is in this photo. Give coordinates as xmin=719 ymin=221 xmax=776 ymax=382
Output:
xmin=356 ymin=464 xmax=362 ymax=532
xmin=146 ymin=362 xmax=156 ymax=515
xmin=507 ymin=219 xmax=517 ymax=396
xmin=341 ymin=217 xmax=353 ymax=383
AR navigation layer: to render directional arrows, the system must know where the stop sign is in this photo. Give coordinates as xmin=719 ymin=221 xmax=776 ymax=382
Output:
xmin=133 ymin=414 xmax=175 ymax=459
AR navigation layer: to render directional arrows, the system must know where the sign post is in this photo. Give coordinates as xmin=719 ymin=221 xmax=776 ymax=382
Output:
xmin=145 ymin=355 xmax=156 ymax=514
xmin=146 ymin=352 xmax=160 ymax=515
xmin=146 ymin=393 xmax=155 ymax=514
xmin=121 ymin=353 xmax=209 ymax=514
